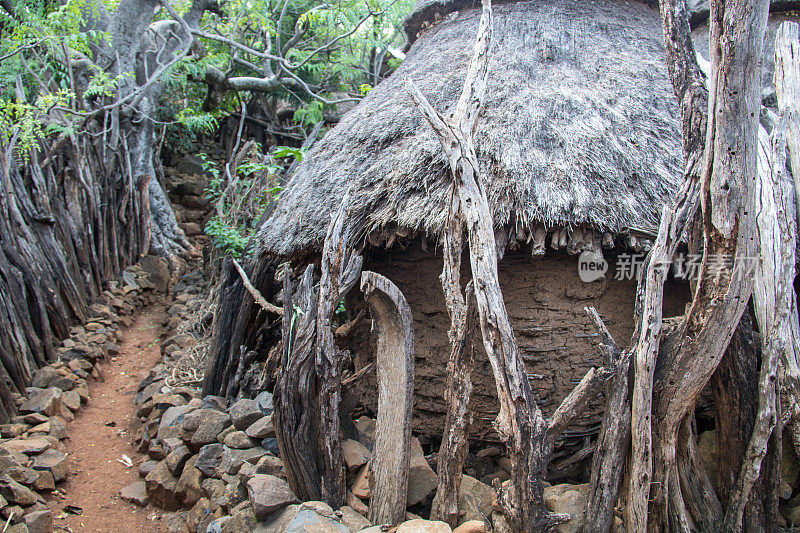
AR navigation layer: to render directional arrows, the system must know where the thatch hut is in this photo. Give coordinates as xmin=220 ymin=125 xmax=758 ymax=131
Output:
xmin=203 ymin=0 xmax=699 ymax=452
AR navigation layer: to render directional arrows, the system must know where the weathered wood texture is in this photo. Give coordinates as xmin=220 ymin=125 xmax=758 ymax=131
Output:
xmin=316 ymin=190 xmax=363 ymax=508
xmin=273 ymin=264 xmax=322 ymax=501
xmin=0 ymin=118 xmax=155 ymax=421
xmin=584 ymin=307 xmax=630 ymax=533
xmin=404 ymin=0 xmax=561 ymax=527
xmin=630 ymin=0 xmax=769 ymax=529
xmin=772 ymin=20 xmax=800 ymax=467
xmin=361 ymin=271 xmax=414 ymax=526
xmin=431 ymin=273 xmax=477 ymax=527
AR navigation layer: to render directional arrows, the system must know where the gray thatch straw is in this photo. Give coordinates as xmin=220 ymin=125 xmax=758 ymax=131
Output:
xmin=255 ymin=0 xmax=683 ymax=258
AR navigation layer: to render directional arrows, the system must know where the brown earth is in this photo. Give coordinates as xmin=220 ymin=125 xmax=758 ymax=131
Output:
xmin=46 ymin=306 xmax=166 ymax=532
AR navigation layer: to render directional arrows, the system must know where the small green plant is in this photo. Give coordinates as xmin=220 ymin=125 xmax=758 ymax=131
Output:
xmin=204 ymin=216 xmax=250 ymax=256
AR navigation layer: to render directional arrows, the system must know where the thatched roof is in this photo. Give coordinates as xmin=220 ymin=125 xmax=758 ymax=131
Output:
xmin=256 ymin=0 xmax=684 ymax=258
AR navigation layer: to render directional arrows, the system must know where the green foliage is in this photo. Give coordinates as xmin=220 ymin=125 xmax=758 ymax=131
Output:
xmin=201 ymin=146 xmax=302 ymax=258
xmin=293 ymin=100 xmax=324 ymax=126
xmin=204 ymin=216 xmax=250 ymax=256
xmin=176 ymin=108 xmax=219 ymax=136
xmin=0 ymin=89 xmax=72 ymax=157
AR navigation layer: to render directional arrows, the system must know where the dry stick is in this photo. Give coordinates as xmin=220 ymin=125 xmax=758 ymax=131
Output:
xmin=316 ymin=188 xmax=363 ymax=508
xmin=583 ymin=307 xmax=630 ymax=533
xmin=231 ymin=258 xmax=282 ymax=314
xmin=772 ymin=20 xmax=800 ymax=462
xmin=404 ymin=0 xmax=564 ymax=528
xmin=645 ymin=0 xmax=769 ymax=527
xmin=725 ymin=57 xmax=795 ymax=528
xmin=361 ymin=271 xmax=414 ymax=526
xmin=432 ymin=274 xmax=477 ymax=527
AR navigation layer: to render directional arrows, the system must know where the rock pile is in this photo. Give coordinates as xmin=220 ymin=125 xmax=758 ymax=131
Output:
xmin=0 ymin=257 xmax=168 ymax=533
xmin=164 ymin=150 xmax=218 ymax=241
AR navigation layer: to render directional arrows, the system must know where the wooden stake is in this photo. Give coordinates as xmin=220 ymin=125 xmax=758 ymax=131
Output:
xmin=361 ymin=271 xmax=414 ymax=526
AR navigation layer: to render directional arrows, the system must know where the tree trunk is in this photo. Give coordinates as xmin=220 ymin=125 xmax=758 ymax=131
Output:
xmin=273 ymin=264 xmax=322 ymax=501
xmin=316 ymin=189 xmax=362 ymax=509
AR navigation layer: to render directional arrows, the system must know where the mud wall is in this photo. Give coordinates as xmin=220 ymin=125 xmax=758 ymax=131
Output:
xmin=349 ymin=246 xmax=689 ymax=446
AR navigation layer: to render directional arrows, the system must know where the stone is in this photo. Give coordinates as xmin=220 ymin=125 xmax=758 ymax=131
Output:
xmin=298 ymin=501 xmax=334 ymax=518
xmin=161 ymin=511 xmax=189 ymax=533
xmin=5 ymin=466 xmax=40 ymax=486
xmin=29 ymin=368 xmax=58 ymax=389
xmin=261 ymin=438 xmax=280 ymax=456
xmin=187 ymin=497 xmax=213 ymax=532
xmin=5 ymin=524 xmax=28 ymax=533
xmin=285 ymin=509 xmax=349 ymax=533
xmin=19 ymin=389 xmax=62 ymax=417
xmin=160 ymin=404 xmax=195 ymax=435
xmin=120 ymin=481 xmax=149 ymax=507
xmin=223 ymin=431 xmax=256 ymax=450
xmin=139 ymin=460 xmax=158 ymax=477
xmin=180 ymin=222 xmax=202 ymax=236
xmin=184 ymin=410 xmax=231 ymax=449
xmin=254 ymin=504 xmax=300 ymax=532
xmin=21 ymin=414 xmax=48 ymax=426
xmin=145 ymin=460 xmax=180 ymax=510
xmin=346 ymin=491 xmax=368 ymax=516
xmin=216 ymin=425 xmax=236 ymax=445
xmin=176 ymin=456 xmax=205 ymax=506
xmin=221 ymin=503 xmax=258 ymax=533
xmin=218 ymin=446 xmax=268 ymax=476
xmin=202 ymin=396 xmax=227 ymax=411
xmin=247 ymin=474 xmax=299 ymax=520
xmin=407 ymin=438 xmax=437 ymax=506
xmin=254 ymin=391 xmax=273 ymax=415
xmin=453 ymin=521 xmax=489 ymax=533
xmin=0 ymin=475 xmax=40 ymax=506
xmin=245 ymin=416 xmax=275 ymax=440
xmin=22 ymin=509 xmax=51 ymax=533
xmin=456 ymin=475 xmax=493 ymax=528
xmin=339 ymin=506 xmax=371 ymax=531
xmin=202 ymin=478 xmax=227 ymax=502
xmin=342 ymin=439 xmax=371 ymax=472
xmin=139 ymin=255 xmax=170 ymax=293
xmin=351 ymin=463 xmax=371 ymax=500
xmin=196 ymin=444 xmax=224 ymax=478
xmin=0 ymin=424 xmax=28 ymax=438
xmin=396 ymin=519 xmax=452 ymax=533
xmin=47 ymin=417 xmax=67 ymax=440
xmin=61 ymin=389 xmax=81 ymax=412
xmin=697 ymin=430 xmax=719 ymax=494
xmin=0 ymin=437 xmax=51 ymax=456
xmin=165 ymin=445 xmax=192 ymax=477
xmin=30 ymin=450 xmax=68 ymax=482
xmin=207 ymin=516 xmax=231 ymax=533
xmin=255 ymin=455 xmax=284 ymax=477
xmin=229 ymin=399 xmax=263 ymax=431
xmin=31 ymin=471 xmax=54 ymax=492
xmin=223 ymin=475 xmax=249 ymax=509
xmin=552 ymin=490 xmax=587 ymax=533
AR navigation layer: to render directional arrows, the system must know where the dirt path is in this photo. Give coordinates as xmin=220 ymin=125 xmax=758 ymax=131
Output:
xmin=47 ymin=307 xmax=166 ymax=532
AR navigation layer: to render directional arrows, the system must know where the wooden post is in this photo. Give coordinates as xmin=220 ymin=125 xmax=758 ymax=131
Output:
xmin=361 ymin=271 xmax=415 ymax=526
xmin=273 ymin=264 xmax=322 ymax=501
xmin=316 ymin=189 xmax=363 ymax=508
xmin=431 ymin=276 xmax=477 ymax=526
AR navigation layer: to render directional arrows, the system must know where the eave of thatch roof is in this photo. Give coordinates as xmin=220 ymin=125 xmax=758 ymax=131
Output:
xmin=255 ymin=0 xmax=683 ymax=258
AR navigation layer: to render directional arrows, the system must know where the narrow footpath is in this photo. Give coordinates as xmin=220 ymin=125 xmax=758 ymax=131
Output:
xmin=46 ymin=307 xmax=167 ymax=532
